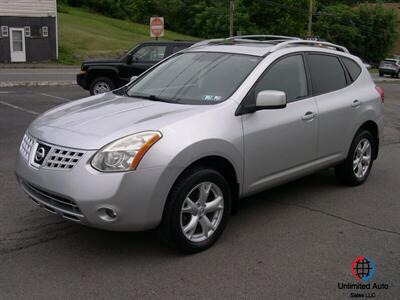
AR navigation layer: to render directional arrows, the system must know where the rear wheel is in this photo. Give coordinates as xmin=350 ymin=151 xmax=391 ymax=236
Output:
xmin=89 ymin=77 xmax=115 ymax=95
xmin=160 ymin=167 xmax=231 ymax=253
xmin=379 ymin=72 xmax=383 ymax=77
xmin=335 ymin=130 xmax=375 ymax=186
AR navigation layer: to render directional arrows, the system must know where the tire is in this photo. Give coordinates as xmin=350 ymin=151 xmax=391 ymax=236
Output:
xmin=379 ymin=72 xmax=383 ymax=77
xmin=89 ymin=77 xmax=115 ymax=95
xmin=335 ymin=130 xmax=375 ymax=186
xmin=159 ymin=167 xmax=232 ymax=254
xmin=396 ymin=72 xmax=400 ymax=79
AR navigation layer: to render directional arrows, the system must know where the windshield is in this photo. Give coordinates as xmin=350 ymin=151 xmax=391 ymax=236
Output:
xmin=382 ymin=60 xmax=397 ymax=65
xmin=126 ymin=52 xmax=261 ymax=104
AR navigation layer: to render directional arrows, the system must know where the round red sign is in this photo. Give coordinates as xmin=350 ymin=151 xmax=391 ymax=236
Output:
xmin=150 ymin=17 xmax=164 ymax=37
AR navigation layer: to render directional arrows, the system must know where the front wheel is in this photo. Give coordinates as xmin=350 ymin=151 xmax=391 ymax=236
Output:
xmin=160 ymin=167 xmax=231 ymax=253
xmin=335 ymin=130 xmax=375 ymax=186
xmin=89 ymin=77 xmax=115 ymax=95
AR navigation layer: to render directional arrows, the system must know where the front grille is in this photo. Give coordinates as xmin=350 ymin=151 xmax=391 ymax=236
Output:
xmin=22 ymin=181 xmax=83 ymax=217
xmin=44 ymin=147 xmax=85 ymax=170
xmin=19 ymin=134 xmax=34 ymax=161
xmin=19 ymin=133 xmax=86 ymax=170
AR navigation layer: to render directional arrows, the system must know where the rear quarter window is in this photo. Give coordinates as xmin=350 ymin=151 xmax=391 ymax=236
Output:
xmin=342 ymin=57 xmax=362 ymax=82
xmin=308 ymin=54 xmax=347 ymax=95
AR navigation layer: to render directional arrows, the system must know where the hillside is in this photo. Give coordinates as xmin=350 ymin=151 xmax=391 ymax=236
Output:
xmin=57 ymin=6 xmax=197 ymax=64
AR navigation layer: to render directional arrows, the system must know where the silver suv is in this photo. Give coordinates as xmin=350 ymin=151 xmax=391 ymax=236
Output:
xmin=15 ymin=36 xmax=384 ymax=253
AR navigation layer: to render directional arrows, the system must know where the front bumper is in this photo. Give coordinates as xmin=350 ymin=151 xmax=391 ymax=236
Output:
xmin=15 ymin=145 xmax=176 ymax=231
xmin=76 ymin=72 xmax=88 ymax=89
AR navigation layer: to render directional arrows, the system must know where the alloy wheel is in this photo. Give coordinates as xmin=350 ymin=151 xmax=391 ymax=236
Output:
xmin=353 ymin=138 xmax=372 ymax=179
xmin=180 ymin=182 xmax=224 ymax=243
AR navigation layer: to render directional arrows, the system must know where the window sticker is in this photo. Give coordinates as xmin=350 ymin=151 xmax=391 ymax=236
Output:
xmin=202 ymin=95 xmax=222 ymax=101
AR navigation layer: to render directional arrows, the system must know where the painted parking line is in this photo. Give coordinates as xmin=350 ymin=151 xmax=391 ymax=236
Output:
xmin=0 ymin=100 xmax=39 ymax=115
xmin=39 ymin=92 xmax=70 ymax=102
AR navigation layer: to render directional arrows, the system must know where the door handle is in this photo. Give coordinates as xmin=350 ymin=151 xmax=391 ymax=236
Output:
xmin=302 ymin=111 xmax=316 ymax=121
xmin=351 ymin=100 xmax=361 ymax=108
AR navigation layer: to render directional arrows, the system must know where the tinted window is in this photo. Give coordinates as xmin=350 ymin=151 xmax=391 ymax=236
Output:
xmin=308 ymin=54 xmax=347 ymax=94
xmin=342 ymin=57 xmax=361 ymax=82
xmin=132 ymin=45 xmax=167 ymax=62
xmin=254 ymin=55 xmax=308 ymax=102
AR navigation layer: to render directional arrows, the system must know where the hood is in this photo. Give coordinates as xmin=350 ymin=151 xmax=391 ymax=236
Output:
xmin=29 ymin=92 xmax=209 ymax=150
xmin=82 ymin=58 xmax=122 ymax=66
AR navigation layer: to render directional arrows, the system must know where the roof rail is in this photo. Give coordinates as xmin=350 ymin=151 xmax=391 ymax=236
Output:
xmin=190 ymin=35 xmax=301 ymax=49
xmin=269 ymin=40 xmax=349 ymax=53
xmin=189 ymin=38 xmax=225 ymax=48
xmin=231 ymin=35 xmax=301 ymax=41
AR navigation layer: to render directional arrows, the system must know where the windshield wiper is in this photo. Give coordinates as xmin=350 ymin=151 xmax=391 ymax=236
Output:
xmin=129 ymin=94 xmax=175 ymax=103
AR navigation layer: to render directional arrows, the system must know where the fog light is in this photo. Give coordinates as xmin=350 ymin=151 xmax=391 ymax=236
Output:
xmin=97 ymin=207 xmax=118 ymax=222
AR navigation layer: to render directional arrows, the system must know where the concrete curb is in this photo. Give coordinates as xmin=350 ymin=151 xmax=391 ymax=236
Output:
xmin=0 ymin=81 xmax=77 ymax=87
xmin=0 ymin=64 xmax=80 ymax=69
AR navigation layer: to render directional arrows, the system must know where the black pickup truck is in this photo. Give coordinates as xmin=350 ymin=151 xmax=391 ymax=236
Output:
xmin=77 ymin=41 xmax=194 ymax=95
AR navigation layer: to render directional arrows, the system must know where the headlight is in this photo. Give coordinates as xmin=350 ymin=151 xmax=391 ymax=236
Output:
xmin=91 ymin=131 xmax=162 ymax=172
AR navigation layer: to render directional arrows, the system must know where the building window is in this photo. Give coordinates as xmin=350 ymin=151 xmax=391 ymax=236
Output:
xmin=42 ymin=26 xmax=48 ymax=37
xmin=25 ymin=26 xmax=31 ymax=37
xmin=1 ymin=26 xmax=8 ymax=37
xmin=31 ymin=26 xmax=41 ymax=38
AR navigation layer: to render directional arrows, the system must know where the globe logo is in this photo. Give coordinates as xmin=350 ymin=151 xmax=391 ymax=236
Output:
xmin=351 ymin=256 xmax=375 ymax=281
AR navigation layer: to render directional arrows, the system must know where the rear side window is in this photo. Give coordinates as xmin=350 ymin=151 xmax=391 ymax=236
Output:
xmin=308 ymin=54 xmax=347 ymax=95
xmin=254 ymin=54 xmax=308 ymax=102
xmin=342 ymin=57 xmax=361 ymax=82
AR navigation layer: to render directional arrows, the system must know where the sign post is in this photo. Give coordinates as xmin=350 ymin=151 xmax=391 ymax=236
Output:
xmin=150 ymin=17 xmax=164 ymax=40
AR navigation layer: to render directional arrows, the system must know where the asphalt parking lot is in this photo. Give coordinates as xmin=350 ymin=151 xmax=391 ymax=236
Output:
xmin=0 ymin=85 xmax=399 ymax=299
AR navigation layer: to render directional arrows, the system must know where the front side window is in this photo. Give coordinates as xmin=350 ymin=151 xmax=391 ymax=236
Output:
xmin=132 ymin=45 xmax=167 ymax=62
xmin=126 ymin=52 xmax=261 ymax=104
xmin=254 ymin=54 xmax=308 ymax=102
xmin=308 ymin=54 xmax=347 ymax=95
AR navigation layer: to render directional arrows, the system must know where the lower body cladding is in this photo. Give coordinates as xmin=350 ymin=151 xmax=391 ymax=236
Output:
xmin=15 ymin=152 xmax=180 ymax=231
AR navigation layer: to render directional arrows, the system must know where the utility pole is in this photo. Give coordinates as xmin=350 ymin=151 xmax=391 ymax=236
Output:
xmin=307 ymin=0 xmax=313 ymax=36
xmin=229 ymin=1 xmax=234 ymax=37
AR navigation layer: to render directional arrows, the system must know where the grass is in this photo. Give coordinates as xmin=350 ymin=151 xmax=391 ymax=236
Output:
xmin=57 ymin=6 xmax=197 ymax=64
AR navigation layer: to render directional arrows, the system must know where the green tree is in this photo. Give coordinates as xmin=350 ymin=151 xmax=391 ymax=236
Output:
xmin=355 ymin=3 xmax=398 ymax=62
xmin=315 ymin=3 xmax=398 ymax=62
